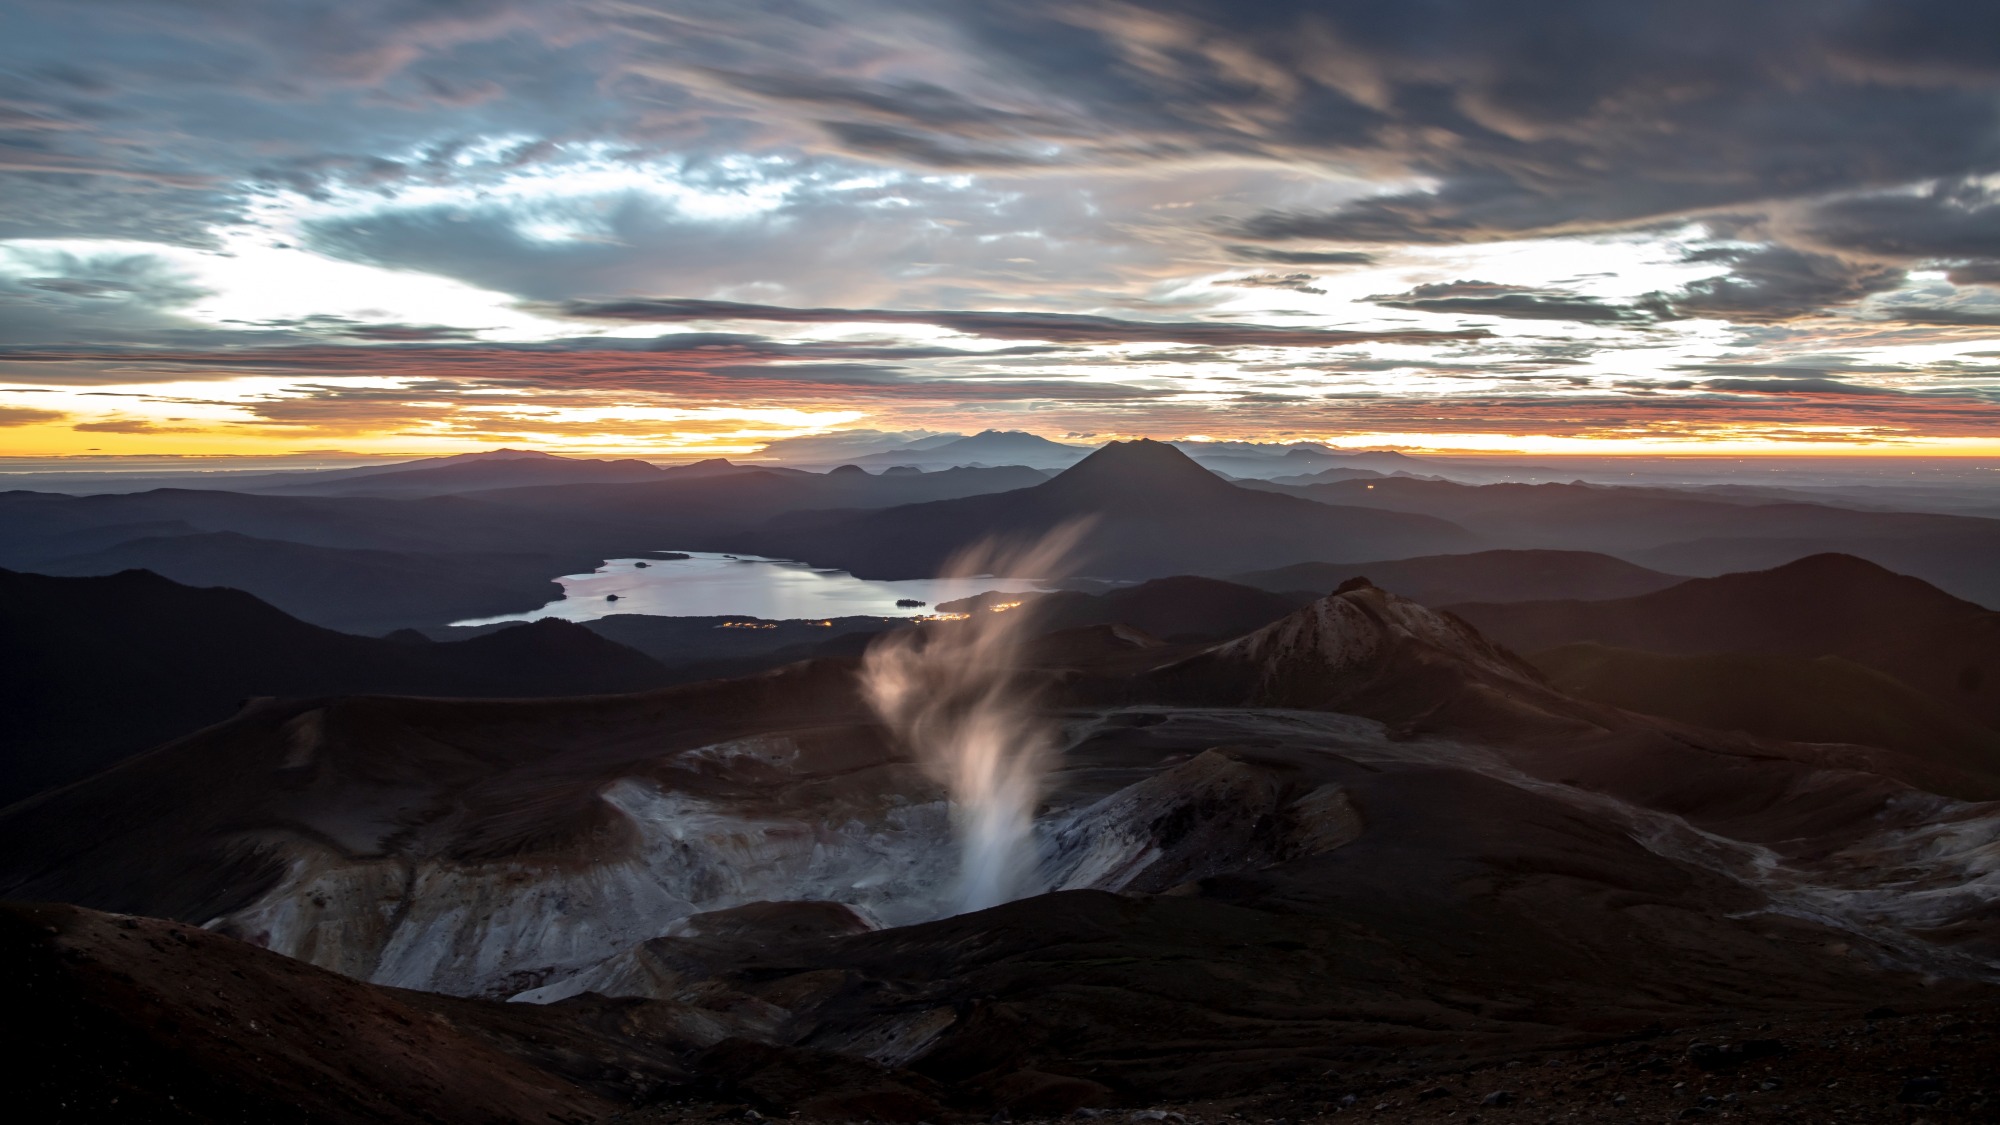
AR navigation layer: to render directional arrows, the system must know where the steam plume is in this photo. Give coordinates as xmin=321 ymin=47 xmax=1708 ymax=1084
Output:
xmin=859 ymin=524 xmax=1088 ymax=915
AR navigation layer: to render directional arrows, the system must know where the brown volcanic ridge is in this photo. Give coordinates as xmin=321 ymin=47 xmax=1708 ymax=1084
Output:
xmin=1450 ymin=552 xmax=2000 ymax=740
xmin=4 ymin=577 xmax=1999 ymax=1122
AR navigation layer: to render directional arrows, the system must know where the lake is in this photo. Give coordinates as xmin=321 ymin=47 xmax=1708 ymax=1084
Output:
xmin=453 ymin=551 xmax=1050 ymax=625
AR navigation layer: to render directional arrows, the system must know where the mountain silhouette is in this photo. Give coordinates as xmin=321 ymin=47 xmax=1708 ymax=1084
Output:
xmin=940 ymin=575 xmax=1316 ymax=642
xmin=1039 ymin=436 xmax=1239 ymax=498
xmin=848 ymin=429 xmax=1088 ymax=469
xmin=31 ymin=530 xmax=572 ymax=633
xmin=1264 ymin=474 xmax=2000 ymax=606
xmin=1232 ymin=549 xmax=1685 ymax=604
xmin=745 ymin=439 xmax=1480 ymax=578
xmin=1451 ymin=553 xmax=2000 ymax=729
xmin=250 ymin=448 xmax=668 ymax=497
xmin=1153 ymin=578 xmax=1590 ymax=735
xmin=0 ymin=567 xmax=670 ymax=804
xmin=1534 ymin=643 xmax=2000 ymax=785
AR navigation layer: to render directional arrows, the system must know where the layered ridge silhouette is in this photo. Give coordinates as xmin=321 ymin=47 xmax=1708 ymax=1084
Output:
xmin=745 ymin=440 xmax=1480 ymax=579
xmin=0 ymin=568 xmax=670 ymax=804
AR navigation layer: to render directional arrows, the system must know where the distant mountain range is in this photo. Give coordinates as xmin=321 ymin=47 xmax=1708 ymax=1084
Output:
xmin=1253 ymin=473 xmax=2000 ymax=606
xmin=7 ymin=442 xmax=2000 ymax=643
xmin=1232 ymin=548 xmax=1686 ymax=604
xmin=839 ymin=429 xmax=1090 ymax=470
xmin=0 ymin=458 xmax=1050 ymax=631
xmin=27 ymin=530 xmax=574 ymax=634
xmin=749 ymin=428 xmax=1460 ymax=479
xmin=243 ymin=447 xmax=674 ymax=496
xmin=744 ymin=439 xmax=1481 ymax=579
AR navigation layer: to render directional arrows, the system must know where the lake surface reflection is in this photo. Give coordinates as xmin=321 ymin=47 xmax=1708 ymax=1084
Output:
xmin=453 ymin=551 xmax=1049 ymax=625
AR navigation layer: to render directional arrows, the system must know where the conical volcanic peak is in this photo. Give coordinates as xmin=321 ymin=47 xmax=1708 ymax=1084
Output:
xmin=1039 ymin=438 xmax=1234 ymax=502
xmin=1150 ymin=580 xmax=1588 ymax=737
xmin=1213 ymin=581 xmax=1544 ymax=695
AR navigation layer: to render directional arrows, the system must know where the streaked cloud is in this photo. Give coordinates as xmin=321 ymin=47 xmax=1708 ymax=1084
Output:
xmin=539 ymin=297 xmax=1488 ymax=347
xmin=0 ymin=0 xmax=1997 ymax=456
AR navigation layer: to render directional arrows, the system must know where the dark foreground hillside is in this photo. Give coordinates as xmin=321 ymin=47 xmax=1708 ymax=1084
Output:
xmin=1535 ymin=643 xmax=2000 ymax=786
xmin=0 ymin=567 xmax=669 ymax=804
xmin=1452 ymin=553 xmax=2000 ymax=730
xmin=9 ymin=899 xmax=1996 ymax=1125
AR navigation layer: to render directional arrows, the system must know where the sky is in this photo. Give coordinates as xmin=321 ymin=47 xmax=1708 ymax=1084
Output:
xmin=5 ymin=1 xmax=2000 ymax=460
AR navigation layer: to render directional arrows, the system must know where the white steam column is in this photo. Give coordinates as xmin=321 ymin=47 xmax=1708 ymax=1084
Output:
xmin=860 ymin=525 xmax=1087 ymax=914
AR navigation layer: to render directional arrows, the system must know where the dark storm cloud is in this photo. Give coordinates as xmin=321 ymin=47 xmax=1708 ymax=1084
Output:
xmin=1640 ymin=356 xmax=1993 ymax=396
xmin=1945 ymin=261 xmax=2000 ymax=286
xmin=322 ymin=322 xmax=485 ymax=342
xmin=1800 ymin=181 xmax=2000 ymax=262
xmin=711 ymin=70 xmax=1060 ymax=132
xmin=6 ymin=252 xmax=208 ymax=310
xmin=1225 ymin=247 xmax=1376 ymax=267
xmin=1022 ymin=387 xmax=2000 ymax=444
xmin=0 ymin=248 xmax=224 ymax=353
xmin=1128 ymin=2 xmax=2000 ymax=244
xmin=542 ymin=297 xmax=1488 ymax=347
xmin=1368 ymin=280 xmax=1649 ymax=323
xmin=1879 ymin=305 xmax=2000 ymax=327
xmin=1214 ymin=273 xmax=1326 ymax=296
xmin=1668 ymin=360 xmax=1910 ymax=379
xmin=294 ymin=171 xmax=1186 ymax=307
xmin=0 ymin=330 xmax=1052 ymax=383
xmin=18 ymin=1 xmax=2000 ymax=253
xmin=1647 ymin=246 xmax=1907 ymax=322
xmin=1697 ymin=377 xmax=1897 ymax=396
xmin=0 ymin=333 xmax=1161 ymax=411
xmin=816 ymin=122 xmax=1060 ymax=169
xmin=0 ymin=0 xmax=615 ymax=243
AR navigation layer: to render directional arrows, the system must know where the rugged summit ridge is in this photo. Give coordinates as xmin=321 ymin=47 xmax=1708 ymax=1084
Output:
xmin=1156 ymin=578 xmax=1585 ymax=734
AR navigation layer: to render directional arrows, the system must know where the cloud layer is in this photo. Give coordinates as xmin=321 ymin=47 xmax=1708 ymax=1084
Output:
xmin=1 ymin=0 xmax=1998 ymax=454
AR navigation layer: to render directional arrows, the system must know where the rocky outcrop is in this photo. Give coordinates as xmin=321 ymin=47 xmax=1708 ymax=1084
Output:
xmin=1152 ymin=579 xmax=1599 ymax=736
xmin=1040 ymin=749 xmax=1362 ymax=893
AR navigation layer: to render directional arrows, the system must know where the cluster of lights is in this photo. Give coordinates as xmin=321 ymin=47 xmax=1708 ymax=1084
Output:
xmin=986 ymin=601 xmax=1024 ymax=613
xmin=715 ymin=621 xmax=778 ymax=630
xmin=913 ymin=612 xmax=973 ymax=622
